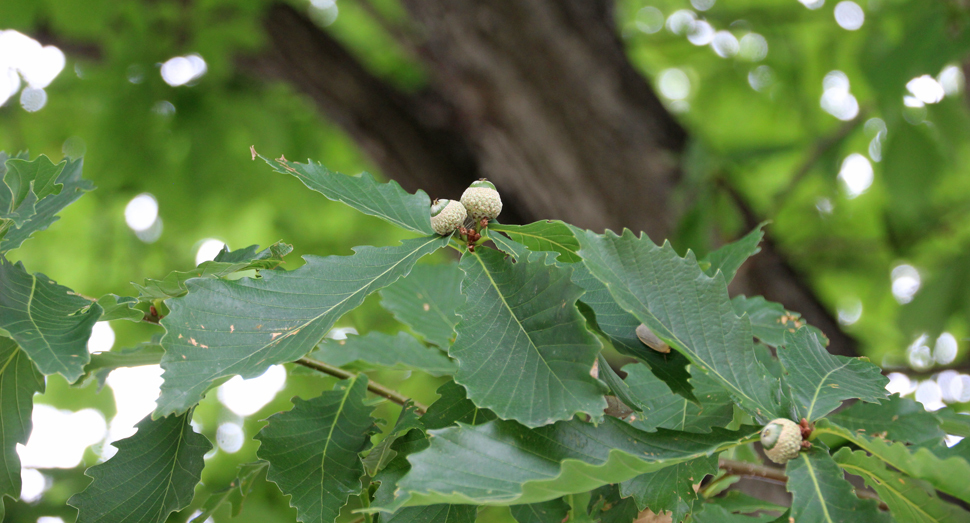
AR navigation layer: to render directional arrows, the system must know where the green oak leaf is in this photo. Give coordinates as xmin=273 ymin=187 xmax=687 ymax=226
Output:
xmin=376 ymin=417 xmax=758 ymax=510
xmin=380 ymin=263 xmax=463 ymax=348
xmin=620 ymin=456 xmax=716 ymax=518
xmin=936 ymin=408 xmax=970 ymax=438
xmin=587 ymin=484 xmax=639 ymax=523
xmin=68 ymin=411 xmax=211 ymax=523
xmin=596 ymin=354 xmax=643 ymax=413
xmin=156 ymin=235 xmax=449 ymax=416
xmin=778 ymin=327 xmax=887 ymax=421
xmin=451 ymin=248 xmax=605 ymax=427
xmin=364 ymin=401 xmax=423 ymax=476
xmin=815 ymin=419 xmax=970 ymax=503
xmin=704 ymin=491 xmax=787 ymax=515
xmin=692 ymin=505 xmax=779 ymax=523
xmin=786 ymin=445 xmax=890 ymax=523
xmin=829 ymin=394 xmax=944 ymax=445
xmin=731 ymin=295 xmax=821 ymax=348
xmin=511 ymin=498 xmax=570 ymax=523
xmin=490 ymin=230 xmax=695 ymax=402
xmin=258 ymin=152 xmax=435 ymax=235
xmin=95 ymin=294 xmax=145 ymax=322
xmin=623 ymin=364 xmax=734 ymax=433
xmin=190 ymin=461 xmax=268 ymax=522
xmin=420 ymin=380 xmax=496 ymax=430
xmin=0 ymin=154 xmax=94 ymax=254
xmin=0 ymin=258 xmax=102 ymax=382
xmin=701 ymin=223 xmax=766 ymax=283
xmin=571 ymin=263 xmax=695 ymax=403
xmin=0 ymin=338 xmax=45 ymax=515
xmin=255 ymin=375 xmax=377 ymax=523
xmin=381 ymin=505 xmax=477 ymax=523
xmin=833 ymin=448 xmax=970 ymax=523
xmin=491 ymin=221 xmax=582 ymax=263
xmin=575 ymin=228 xmax=780 ymax=421
xmin=133 ymin=241 xmax=292 ymax=302
xmin=311 ymin=331 xmax=456 ymax=377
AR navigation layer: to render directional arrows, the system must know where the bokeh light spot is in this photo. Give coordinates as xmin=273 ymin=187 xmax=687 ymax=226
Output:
xmin=891 ymin=264 xmax=921 ymax=304
xmin=217 ymin=365 xmax=287 ymax=416
xmin=196 ymin=239 xmax=227 ymax=265
xmin=634 ymin=7 xmax=665 ymax=34
xmin=906 ymin=75 xmax=945 ymax=104
xmin=658 ymin=68 xmax=691 ymax=100
xmin=87 ymin=322 xmax=115 ymax=353
xmin=19 ymin=405 xmax=107 ymax=468
xmin=125 ymin=193 xmax=159 ymax=232
xmin=837 ymin=153 xmax=873 ymax=198
xmin=711 ymin=31 xmax=740 ymax=58
xmin=216 ymin=422 xmax=245 ymax=453
xmin=739 ymin=33 xmax=768 ymax=61
xmin=160 ymin=54 xmax=207 ymax=87
xmin=834 ymin=1 xmax=865 ymax=30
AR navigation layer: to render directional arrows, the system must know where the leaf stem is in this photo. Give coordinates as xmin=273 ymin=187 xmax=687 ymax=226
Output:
xmin=295 ymin=357 xmax=428 ymax=414
xmin=718 ymin=458 xmax=888 ymax=510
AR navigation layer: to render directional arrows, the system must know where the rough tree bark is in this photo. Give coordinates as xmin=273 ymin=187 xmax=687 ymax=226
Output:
xmin=248 ymin=0 xmax=859 ymax=357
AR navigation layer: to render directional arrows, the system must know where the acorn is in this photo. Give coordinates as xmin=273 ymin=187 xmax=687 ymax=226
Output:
xmin=430 ymin=199 xmax=467 ymax=235
xmin=636 ymin=324 xmax=670 ymax=353
xmin=760 ymin=418 xmax=803 ymax=464
xmin=460 ymin=179 xmax=502 ymax=221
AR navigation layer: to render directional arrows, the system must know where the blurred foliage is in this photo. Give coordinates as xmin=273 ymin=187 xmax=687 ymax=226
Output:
xmin=1 ymin=0 xmax=969 ymax=521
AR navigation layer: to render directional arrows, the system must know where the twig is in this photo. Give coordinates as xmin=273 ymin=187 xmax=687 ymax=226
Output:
xmin=718 ymin=458 xmax=888 ymax=511
xmin=295 ymin=358 xmax=428 ymax=414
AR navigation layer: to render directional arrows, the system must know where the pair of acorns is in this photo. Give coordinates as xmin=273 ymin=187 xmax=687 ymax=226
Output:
xmin=430 ymin=180 xmax=502 ymax=235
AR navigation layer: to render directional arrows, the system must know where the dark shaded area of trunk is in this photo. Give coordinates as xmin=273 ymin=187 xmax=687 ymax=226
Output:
xmin=248 ymin=1 xmax=858 ymax=357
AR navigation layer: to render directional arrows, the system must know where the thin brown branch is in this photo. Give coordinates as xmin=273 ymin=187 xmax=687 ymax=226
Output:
xmin=719 ymin=458 xmax=888 ymax=511
xmin=295 ymin=357 xmax=428 ymax=414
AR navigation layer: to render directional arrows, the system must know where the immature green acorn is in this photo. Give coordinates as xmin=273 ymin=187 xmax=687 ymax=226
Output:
xmin=460 ymin=179 xmax=502 ymax=221
xmin=760 ymin=418 xmax=803 ymax=464
xmin=430 ymin=199 xmax=467 ymax=235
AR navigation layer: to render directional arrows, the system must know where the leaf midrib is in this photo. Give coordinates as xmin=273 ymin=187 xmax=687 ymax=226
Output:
xmin=166 ymin=236 xmax=441 ymax=410
xmin=837 ymin=461 xmax=937 ymax=522
xmin=801 ymin=454 xmax=835 ymax=523
xmin=469 ymin=251 xmax=581 ymax=413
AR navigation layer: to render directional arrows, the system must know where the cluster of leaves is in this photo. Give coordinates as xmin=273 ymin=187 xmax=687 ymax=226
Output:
xmin=2 ymin=152 xmax=970 ymax=523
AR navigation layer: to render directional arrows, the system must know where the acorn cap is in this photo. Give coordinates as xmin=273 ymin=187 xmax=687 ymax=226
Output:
xmin=469 ymin=179 xmax=497 ymax=191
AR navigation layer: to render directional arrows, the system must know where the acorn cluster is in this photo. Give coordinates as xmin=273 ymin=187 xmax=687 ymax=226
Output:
xmin=430 ymin=180 xmax=502 ymax=248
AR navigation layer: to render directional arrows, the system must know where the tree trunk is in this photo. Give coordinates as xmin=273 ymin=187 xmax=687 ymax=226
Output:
xmin=250 ymin=0 xmax=859 ymax=357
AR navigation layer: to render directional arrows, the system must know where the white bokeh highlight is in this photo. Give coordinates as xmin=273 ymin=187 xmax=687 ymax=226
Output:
xmin=87 ymin=322 xmax=115 ymax=353
xmin=196 ymin=239 xmax=227 ymax=265
xmin=124 ymin=193 xmax=159 ymax=232
xmin=834 ymin=1 xmax=865 ymax=30
xmin=20 ymin=468 xmax=46 ymax=502
xmin=711 ymin=31 xmax=740 ymax=58
xmin=820 ymin=70 xmax=859 ymax=120
xmin=104 ymin=365 xmax=164 ymax=457
xmin=160 ymin=54 xmax=207 ymax=87
xmin=217 ymin=365 xmax=287 ymax=416
xmin=216 ymin=422 xmax=245 ymax=453
xmin=906 ymin=75 xmax=945 ymax=104
xmin=18 ymin=405 xmax=107 ymax=468
xmin=838 ymin=153 xmax=873 ymax=198
xmin=658 ymin=68 xmax=691 ymax=100
xmin=891 ymin=264 xmax=921 ymax=304
xmin=634 ymin=7 xmax=665 ymax=34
